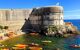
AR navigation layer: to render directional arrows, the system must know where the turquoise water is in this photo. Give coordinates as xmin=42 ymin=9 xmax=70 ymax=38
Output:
xmin=63 ymin=35 xmax=80 ymax=50
xmin=26 ymin=35 xmax=80 ymax=50
xmin=1 ymin=34 xmax=80 ymax=50
xmin=63 ymin=19 xmax=80 ymax=50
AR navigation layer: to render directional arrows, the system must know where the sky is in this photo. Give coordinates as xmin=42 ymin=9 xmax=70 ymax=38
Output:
xmin=0 ymin=0 xmax=80 ymax=19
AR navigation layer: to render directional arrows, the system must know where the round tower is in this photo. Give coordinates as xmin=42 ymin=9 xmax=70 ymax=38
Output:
xmin=49 ymin=6 xmax=64 ymax=26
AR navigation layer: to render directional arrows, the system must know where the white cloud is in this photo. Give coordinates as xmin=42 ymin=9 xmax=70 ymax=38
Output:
xmin=64 ymin=15 xmax=80 ymax=19
xmin=64 ymin=9 xmax=80 ymax=12
xmin=65 ymin=15 xmax=80 ymax=16
xmin=64 ymin=9 xmax=80 ymax=19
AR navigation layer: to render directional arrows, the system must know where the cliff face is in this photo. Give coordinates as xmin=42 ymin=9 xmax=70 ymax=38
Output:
xmin=65 ymin=22 xmax=78 ymax=33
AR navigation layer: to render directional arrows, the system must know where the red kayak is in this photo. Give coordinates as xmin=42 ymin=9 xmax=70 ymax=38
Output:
xmin=70 ymin=44 xmax=80 ymax=48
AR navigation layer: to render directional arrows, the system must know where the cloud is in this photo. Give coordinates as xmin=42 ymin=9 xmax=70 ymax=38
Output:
xmin=64 ymin=9 xmax=80 ymax=19
xmin=65 ymin=15 xmax=80 ymax=16
xmin=64 ymin=15 xmax=80 ymax=19
xmin=64 ymin=9 xmax=80 ymax=12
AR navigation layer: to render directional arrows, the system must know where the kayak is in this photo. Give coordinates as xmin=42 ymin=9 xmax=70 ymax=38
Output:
xmin=70 ymin=44 xmax=80 ymax=48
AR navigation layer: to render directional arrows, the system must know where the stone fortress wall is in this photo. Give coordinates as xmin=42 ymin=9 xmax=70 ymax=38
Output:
xmin=0 ymin=9 xmax=32 ymax=31
xmin=25 ymin=6 xmax=64 ymax=32
xmin=0 ymin=6 xmax=64 ymax=32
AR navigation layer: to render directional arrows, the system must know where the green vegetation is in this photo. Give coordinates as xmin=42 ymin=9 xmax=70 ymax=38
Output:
xmin=47 ymin=25 xmax=58 ymax=32
xmin=0 ymin=25 xmax=3 ymax=30
xmin=4 ymin=26 xmax=8 ymax=30
xmin=0 ymin=25 xmax=9 ymax=30
xmin=0 ymin=34 xmax=65 ymax=50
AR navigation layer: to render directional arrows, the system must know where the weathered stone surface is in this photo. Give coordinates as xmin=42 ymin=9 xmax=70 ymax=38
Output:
xmin=0 ymin=6 xmax=64 ymax=34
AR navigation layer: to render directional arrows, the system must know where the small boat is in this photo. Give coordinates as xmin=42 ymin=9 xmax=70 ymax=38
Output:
xmin=70 ymin=35 xmax=80 ymax=48
xmin=70 ymin=44 xmax=80 ymax=48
